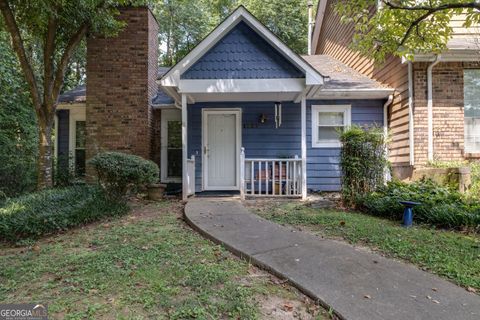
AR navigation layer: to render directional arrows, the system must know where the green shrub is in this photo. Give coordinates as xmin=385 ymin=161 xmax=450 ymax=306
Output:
xmin=340 ymin=125 xmax=389 ymax=206
xmin=0 ymin=185 xmax=128 ymax=242
xmin=88 ymin=152 xmax=159 ymax=201
xmin=0 ymin=31 xmax=38 ymax=197
xmin=357 ymin=179 xmax=480 ymax=229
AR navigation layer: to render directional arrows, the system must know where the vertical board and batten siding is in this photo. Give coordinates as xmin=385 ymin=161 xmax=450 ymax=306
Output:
xmin=182 ymin=21 xmax=304 ymax=80
xmin=187 ymin=100 xmax=384 ymax=192
xmin=306 ymin=100 xmax=384 ymax=191
xmin=314 ymin=0 xmax=410 ymax=173
xmin=56 ymin=110 xmax=70 ymax=169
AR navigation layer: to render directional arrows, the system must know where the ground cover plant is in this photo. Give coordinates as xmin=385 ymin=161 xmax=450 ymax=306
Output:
xmin=252 ymin=201 xmax=480 ymax=292
xmin=0 ymin=185 xmax=128 ymax=242
xmin=357 ymin=179 xmax=480 ymax=229
xmin=0 ymin=200 xmax=329 ymax=319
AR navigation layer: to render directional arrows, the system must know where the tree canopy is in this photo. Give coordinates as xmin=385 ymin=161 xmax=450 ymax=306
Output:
xmin=335 ymin=0 xmax=480 ymax=61
xmin=155 ymin=0 xmax=316 ymax=65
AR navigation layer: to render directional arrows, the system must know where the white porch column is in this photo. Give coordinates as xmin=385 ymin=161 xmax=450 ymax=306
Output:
xmin=182 ymin=94 xmax=188 ymax=200
xmin=301 ymin=96 xmax=307 ymax=200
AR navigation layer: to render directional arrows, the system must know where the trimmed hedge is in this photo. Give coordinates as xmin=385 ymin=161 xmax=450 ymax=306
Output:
xmin=89 ymin=152 xmax=159 ymax=201
xmin=0 ymin=185 xmax=128 ymax=242
xmin=357 ymin=180 xmax=480 ymax=229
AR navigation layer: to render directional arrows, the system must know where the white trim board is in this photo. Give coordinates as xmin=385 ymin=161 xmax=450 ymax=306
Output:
xmin=160 ymin=108 xmax=182 ymax=183
xmin=161 ymin=6 xmax=324 ymax=90
xmin=179 ymin=78 xmax=306 ymax=94
xmin=310 ymin=0 xmax=328 ymax=55
xmin=54 ymin=104 xmax=86 ymax=164
xmin=202 ymin=108 xmax=242 ymax=191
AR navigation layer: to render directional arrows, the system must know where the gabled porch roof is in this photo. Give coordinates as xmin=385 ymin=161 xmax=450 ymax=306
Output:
xmin=160 ymin=6 xmax=325 ymax=104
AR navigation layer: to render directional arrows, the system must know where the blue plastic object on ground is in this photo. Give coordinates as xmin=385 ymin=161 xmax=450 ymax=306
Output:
xmin=399 ymin=201 xmax=421 ymax=227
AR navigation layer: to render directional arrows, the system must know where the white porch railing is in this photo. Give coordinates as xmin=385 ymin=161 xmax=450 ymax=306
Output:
xmin=186 ymin=155 xmax=195 ymax=196
xmin=240 ymin=148 xmax=303 ymax=199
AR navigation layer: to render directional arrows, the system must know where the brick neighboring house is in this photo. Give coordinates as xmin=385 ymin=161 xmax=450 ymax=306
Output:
xmin=311 ymin=0 xmax=480 ymax=179
xmin=56 ymin=6 xmax=395 ymax=199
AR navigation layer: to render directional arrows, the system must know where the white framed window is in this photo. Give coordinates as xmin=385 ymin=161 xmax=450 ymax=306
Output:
xmin=161 ymin=108 xmax=182 ymax=183
xmin=464 ymin=69 xmax=480 ymax=153
xmin=311 ymin=105 xmax=351 ymax=148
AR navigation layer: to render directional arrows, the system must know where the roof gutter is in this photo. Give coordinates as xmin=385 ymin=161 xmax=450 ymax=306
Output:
xmin=383 ymin=94 xmax=394 ymax=138
xmin=383 ymin=94 xmax=394 ymax=182
xmin=427 ymin=54 xmax=441 ymax=162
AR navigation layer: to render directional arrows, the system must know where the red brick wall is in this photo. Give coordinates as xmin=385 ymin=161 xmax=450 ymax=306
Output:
xmin=86 ymin=7 xmax=159 ymax=173
xmin=413 ymin=61 xmax=480 ymax=166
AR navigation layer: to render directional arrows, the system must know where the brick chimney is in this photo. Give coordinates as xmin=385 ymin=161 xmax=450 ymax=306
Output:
xmin=85 ymin=7 xmax=159 ymax=170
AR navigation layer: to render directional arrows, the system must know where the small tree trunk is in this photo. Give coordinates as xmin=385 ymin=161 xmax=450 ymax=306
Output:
xmin=37 ymin=116 xmax=54 ymax=189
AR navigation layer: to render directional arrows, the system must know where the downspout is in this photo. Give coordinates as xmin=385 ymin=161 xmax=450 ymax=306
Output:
xmin=384 ymin=94 xmax=394 ymax=182
xmin=383 ymin=94 xmax=394 ymax=138
xmin=408 ymin=61 xmax=414 ymax=165
xmin=307 ymin=1 xmax=314 ymax=55
xmin=427 ymin=55 xmax=441 ymax=162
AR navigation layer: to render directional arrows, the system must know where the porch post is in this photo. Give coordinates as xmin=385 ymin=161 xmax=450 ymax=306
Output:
xmin=182 ymin=94 xmax=188 ymax=201
xmin=240 ymin=147 xmax=245 ymax=200
xmin=301 ymin=96 xmax=307 ymax=200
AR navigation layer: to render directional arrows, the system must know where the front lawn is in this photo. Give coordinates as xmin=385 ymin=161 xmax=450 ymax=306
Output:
xmin=0 ymin=200 xmax=328 ymax=319
xmin=252 ymin=201 xmax=480 ymax=292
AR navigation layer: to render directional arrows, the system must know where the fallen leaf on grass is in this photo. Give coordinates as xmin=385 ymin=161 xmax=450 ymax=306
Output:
xmin=282 ymin=302 xmax=294 ymax=312
xmin=467 ymin=287 xmax=477 ymax=293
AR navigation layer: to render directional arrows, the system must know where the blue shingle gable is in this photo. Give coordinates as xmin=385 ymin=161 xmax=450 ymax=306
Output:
xmin=181 ymin=21 xmax=305 ymax=79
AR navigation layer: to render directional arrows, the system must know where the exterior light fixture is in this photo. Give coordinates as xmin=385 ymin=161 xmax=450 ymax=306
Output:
xmin=259 ymin=113 xmax=267 ymax=124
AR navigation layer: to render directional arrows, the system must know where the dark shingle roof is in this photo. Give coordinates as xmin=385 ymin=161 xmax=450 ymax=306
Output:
xmin=157 ymin=66 xmax=171 ymax=79
xmin=59 ymin=67 xmax=175 ymax=104
xmin=302 ymin=55 xmax=392 ymax=90
xmin=152 ymin=87 xmax=175 ymax=105
xmin=58 ymin=85 xmax=86 ymax=103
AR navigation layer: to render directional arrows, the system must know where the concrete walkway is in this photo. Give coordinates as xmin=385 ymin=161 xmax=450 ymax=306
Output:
xmin=185 ymin=198 xmax=480 ymax=320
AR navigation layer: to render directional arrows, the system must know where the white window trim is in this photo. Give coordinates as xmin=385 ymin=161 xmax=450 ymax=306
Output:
xmin=55 ymin=104 xmax=86 ymax=167
xmin=161 ymin=108 xmax=182 ymax=183
xmin=311 ymin=105 xmax=351 ymax=148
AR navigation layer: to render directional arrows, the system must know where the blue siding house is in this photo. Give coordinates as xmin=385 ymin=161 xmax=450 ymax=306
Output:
xmin=160 ymin=6 xmax=393 ymax=199
xmin=57 ymin=6 xmax=393 ymax=199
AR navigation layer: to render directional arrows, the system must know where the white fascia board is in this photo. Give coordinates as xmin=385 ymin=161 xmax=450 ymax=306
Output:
xmin=239 ymin=11 xmax=324 ymax=85
xmin=161 ymin=6 xmax=324 ymax=87
xmin=310 ymin=0 xmax=328 ymax=55
xmin=178 ymin=78 xmax=305 ymax=94
xmin=311 ymin=88 xmax=395 ymax=99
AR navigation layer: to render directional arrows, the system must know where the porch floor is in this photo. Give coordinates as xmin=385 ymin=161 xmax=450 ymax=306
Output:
xmin=184 ymin=198 xmax=480 ymax=320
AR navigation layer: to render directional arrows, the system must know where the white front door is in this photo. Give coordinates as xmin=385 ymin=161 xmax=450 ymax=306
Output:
xmin=203 ymin=109 xmax=241 ymax=190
